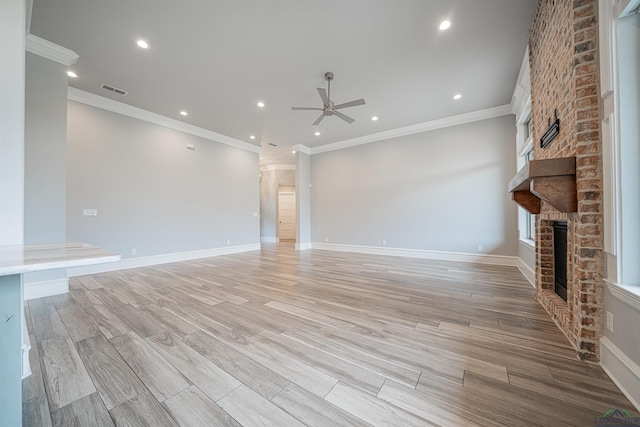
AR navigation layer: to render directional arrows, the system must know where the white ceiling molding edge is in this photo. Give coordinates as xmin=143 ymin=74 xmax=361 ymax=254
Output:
xmin=310 ymin=104 xmax=513 ymax=155
xmin=260 ymin=165 xmax=296 ymax=171
xmin=511 ymin=47 xmax=531 ymax=117
xmin=26 ymin=34 xmax=78 ymax=66
xmin=67 ymin=87 xmax=260 ymax=153
xmin=292 ymin=145 xmax=311 ymax=155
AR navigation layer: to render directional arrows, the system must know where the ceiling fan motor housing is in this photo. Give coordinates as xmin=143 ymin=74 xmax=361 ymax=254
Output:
xmin=291 ymin=71 xmax=364 ymax=125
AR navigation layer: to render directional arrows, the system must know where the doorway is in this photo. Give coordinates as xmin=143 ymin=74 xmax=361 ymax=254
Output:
xmin=278 ymin=191 xmax=296 ymax=241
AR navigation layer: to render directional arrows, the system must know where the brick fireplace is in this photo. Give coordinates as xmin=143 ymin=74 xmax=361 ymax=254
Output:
xmin=528 ymin=0 xmax=604 ymax=362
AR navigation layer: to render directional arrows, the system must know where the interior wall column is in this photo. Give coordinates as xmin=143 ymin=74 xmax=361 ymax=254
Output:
xmin=293 ymin=145 xmax=311 ymax=250
xmin=0 ymin=0 xmax=26 ymax=246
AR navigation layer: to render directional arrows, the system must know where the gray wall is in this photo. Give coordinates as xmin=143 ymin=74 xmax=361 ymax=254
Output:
xmin=24 ymin=52 xmax=68 ymax=283
xmin=0 ymin=0 xmax=25 ymax=246
xmin=260 ymin=168 xmax=295 ymax=240
xmin=66 ymin=101 xmax=260 ymax=258
xmin=311 ymin=115 xmax=518 ymax=255
xmin=605 ymin=286 xmax=640 ymax=366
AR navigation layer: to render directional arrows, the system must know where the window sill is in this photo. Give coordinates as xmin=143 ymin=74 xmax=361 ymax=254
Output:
xmin=518 ymin=238 xmax=535 ymax=248
xmin=605 ymin=280 xmax=640 ymax=312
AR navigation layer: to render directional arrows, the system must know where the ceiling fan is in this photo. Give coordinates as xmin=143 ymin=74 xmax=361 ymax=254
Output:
xmin=291 ymin=72 xmax=365 ymax=125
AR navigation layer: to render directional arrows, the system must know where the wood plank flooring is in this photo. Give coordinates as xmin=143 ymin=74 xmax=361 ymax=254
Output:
xmin=22 ymin=243 xmax=635 ymax=426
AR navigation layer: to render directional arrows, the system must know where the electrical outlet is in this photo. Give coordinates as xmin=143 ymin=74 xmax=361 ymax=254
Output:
xmin=382 ymin=239 xmax=387 ymax=246
xmin=325 ymin=237 xmax=329 ymax=242
xmin=226 ymin=240 xmax=231 ymax=245
xmin=82 ymin=208 xmax=98 ymax=216
xmin=478 ymin=245 xmax=483 ymax=252
xmin=131 ymin=249 xmax=137 ymax=255
xmin=607 ymin=311 xmax=614 ymax=332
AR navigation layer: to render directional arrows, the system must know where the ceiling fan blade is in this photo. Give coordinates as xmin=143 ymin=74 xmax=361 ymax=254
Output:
xmin=333 ymin=110 xmax=355 ymax=124
xmin=317 ymin=88 xmax=330 ymax=107
xmin=312 ymin=113 xmax=326 ymax=126
xmin=333 ymin=98 xmax=366 ymax=109
xmin=291 ymin=107 xmax=323 ymax=111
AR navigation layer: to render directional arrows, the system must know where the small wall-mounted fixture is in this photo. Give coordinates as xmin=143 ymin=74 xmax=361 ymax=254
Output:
xmin=186 ymin=144 xmax=195 ymax=150
xmin=541 ymin=109 xmax=560 ymax=148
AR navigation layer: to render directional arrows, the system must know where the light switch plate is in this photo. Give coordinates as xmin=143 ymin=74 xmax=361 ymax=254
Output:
xmin=82 ymin=209 xmax=98 ymax=216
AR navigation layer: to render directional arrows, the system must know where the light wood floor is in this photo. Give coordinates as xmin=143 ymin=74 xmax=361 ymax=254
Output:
xmin=23 ymin=243 xmax=634 ymax=426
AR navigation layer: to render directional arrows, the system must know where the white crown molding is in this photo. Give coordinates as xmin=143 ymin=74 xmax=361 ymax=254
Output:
xmin=511 ymin=46 xmax=531 ymax=116
xmin=605 ymin=279 xmax=640 ymax=311
xmin=68 ymin=87 xmax=261 ymax=154
xmin=25 ymin=34 xmax=78 ymax=66
xmin=311 ymin=242 xmax=519 ymax=266
xmin=292 ymin=144 xmax=311 ymax=155
xmin=600 ymin=337 xmax=640 ymax=412
xmin=261 ymin=164 xmax=296 ymax=172
xmin=67 ymin=243 xmax=260 ymax=276
xmin=310 ymin=104 xmax=513 ymax=155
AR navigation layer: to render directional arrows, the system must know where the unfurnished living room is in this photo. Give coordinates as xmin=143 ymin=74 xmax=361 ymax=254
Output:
xmin=1 ymin=0 xmax=640 ymax=426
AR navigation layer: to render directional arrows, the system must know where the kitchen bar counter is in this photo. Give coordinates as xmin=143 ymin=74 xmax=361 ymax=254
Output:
xmin=0 ymin=242 xmax=119 ymax=427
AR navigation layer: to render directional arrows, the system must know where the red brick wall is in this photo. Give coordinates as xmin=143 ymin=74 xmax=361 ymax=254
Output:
xmin=529 ymin=0 xmax=603 ymax=361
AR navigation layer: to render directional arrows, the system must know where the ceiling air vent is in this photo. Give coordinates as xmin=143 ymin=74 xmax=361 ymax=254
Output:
xmin=101 ymin=83 xmax=128 ymax=96
xmin=268 ymin=143 xmax=277 ymax=147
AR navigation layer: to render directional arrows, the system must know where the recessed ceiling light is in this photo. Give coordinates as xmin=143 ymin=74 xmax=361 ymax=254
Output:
xmin=136 ymin=40 xmax=149 ymax=49
xmin=67 ymin=71 xmax=77 ymax=78
xmin=439 ymin=20 xmax=451 ymax=31
xmin=180 ymin=111 xmax=188 ymax=116
xmin=292 ymin=150 xmax=296 ymax=154
xmin=257 ymin=101 xmax=265 ymax=108
xmin=250 ymin=135 xmax=256 ymax=139
xmin=371 ymin=116 xmax=379 ymax=121
xmin=315 ymin=132 xmax=320 ymax=136
xmin=453 ymin=94 xmax=462 ymax=100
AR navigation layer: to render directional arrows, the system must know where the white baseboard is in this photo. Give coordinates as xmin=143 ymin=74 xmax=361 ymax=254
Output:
xmin=22 ymin=314 xmax=31 ymax=379
xmin=67 ymin=243 xmax=261 ymax=277
xmin=24 ymin=278 xmax=69 ymax=300
xmin=295 ymin=242 xmax=312 ymax=251
xmin=600 ymin=337 xmax=640 ymax=412
xmin=517 ymin=257 xmax=536 ymax=287
xmin=310 ymin=242 xmax=519 ymax=266
xmin=261 ymin=236 xmax=277 ymax=243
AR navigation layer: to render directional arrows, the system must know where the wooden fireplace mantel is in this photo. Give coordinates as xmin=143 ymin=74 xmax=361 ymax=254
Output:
xmin=508 ymin=157 xmax=577 ymax=214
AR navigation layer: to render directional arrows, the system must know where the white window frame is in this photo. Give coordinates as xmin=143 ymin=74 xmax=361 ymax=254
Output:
xmin=516 ymin=102 xmax=535 ymax=246
xmin=600 ymin=0 xmax=640 ymax=298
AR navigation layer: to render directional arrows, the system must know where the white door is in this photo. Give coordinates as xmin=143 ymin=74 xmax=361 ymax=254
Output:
xmin=278 ymin=192 xmax=296 ymax=241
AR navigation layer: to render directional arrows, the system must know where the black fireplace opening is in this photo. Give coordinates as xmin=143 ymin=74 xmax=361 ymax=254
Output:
xmin=553 ymin=221 xmax=568 ymax=301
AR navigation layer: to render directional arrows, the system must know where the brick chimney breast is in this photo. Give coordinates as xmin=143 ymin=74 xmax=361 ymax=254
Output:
xmin=529 ymin=0 xmax=604 ymax=362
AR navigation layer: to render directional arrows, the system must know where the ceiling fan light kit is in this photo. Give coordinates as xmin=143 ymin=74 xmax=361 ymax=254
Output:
xmin=291 ymin=72 xmax=366 ymax=125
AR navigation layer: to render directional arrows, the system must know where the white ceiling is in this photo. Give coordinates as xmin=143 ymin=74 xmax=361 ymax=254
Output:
xmin=30 ymin=0 xmax=537 ymax=167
